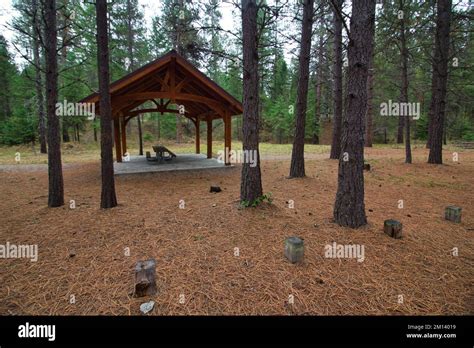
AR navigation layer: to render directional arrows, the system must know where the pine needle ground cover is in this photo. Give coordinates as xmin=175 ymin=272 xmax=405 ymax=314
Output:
xmin=0 ymin=146 xmax=472 ymax=315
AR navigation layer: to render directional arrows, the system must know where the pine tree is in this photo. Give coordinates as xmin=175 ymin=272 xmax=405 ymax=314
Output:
xmin=329 ymin=0 xmax=343 ymax=159
xmin=240 ymin=0 xmax=263 ymax=204
xmin=428 ymin=0 xmax=452 ymax=164
xmin=31 ymin=0 xmax=46 ymax=153
xmin=0 ymin=35 xmax=14 ymax=122
xmin=398 ymin=0 xmax=411 ymax=163
xmin=289 ymin=0 xmax=314 ymax=178
xmin=44 ymin=0 xmax=64 ymax=207
xmin=96 ymin=0 xmax=118 ymax=209
xmin=333 ymin=0 xmax=375 ymax=228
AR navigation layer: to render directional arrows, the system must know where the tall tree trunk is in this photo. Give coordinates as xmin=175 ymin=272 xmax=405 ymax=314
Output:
xmin=313 ymin=74 xmax=321 ymax=144
xmin=175 ymin=115 xmax=183 ymax=143
xmin=32 ymin=0 xmax=47 ymax=154
xmin=333 ymin=0 xmax=375 ymax=228
xmin=240 ymin=0 xmax=263 ymax=203
xmin=59 ymin=0 xmax=70 ymax=144
xmin=289 ymin=0 xmax=314 ymax=178
xmin=44 ymin=0 xmax=64 ymax=207
xmin=426 ymin=71 xmax=437 ymax=148
xmin=397 ymin=17 xmax=405 ymax=150
xmin=62 ymin=126 xmax=70 ymax=142
xmin=313 ymin=21 xmax=324 ymax=145
xmin=96 ymin=0 xmax=117 ymax=209
xmin=428 ymin=0 xmax=452 ymax=164
xmin=125 ymin=0 xmax=143 ymax=155
xmin=426 ymin=2 xmax=438 ymax=149
xmin=364 ymin=0 xmax=376 ymax=148
xmin=157 ymin=116 xmax=161 ymax=139
xmin=329 ymin=0 xmax=343 ymax=159
xmin=396 ymin=112 xmax=404 ymax=143
xmin=400 ymin=0 xmax=411 ymax=163
xmin=365 ymin=50 xmax=374 ymax=147
xmin=76 ymin=124 xmax=80 ymax=143
xmin=173 ymin=0 xmax=184 ymax=143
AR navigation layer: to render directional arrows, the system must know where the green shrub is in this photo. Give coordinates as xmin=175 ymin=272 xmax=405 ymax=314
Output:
xmin=143 ymin=132 xmax=154 ymax=142
xmin=240 ymin=192 xmax=273 ymax=208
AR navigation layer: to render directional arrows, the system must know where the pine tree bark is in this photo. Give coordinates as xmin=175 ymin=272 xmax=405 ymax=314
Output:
xmin=313 ymin=74 xmax=321 ymax=144
xmin=32 ymin=0 xmax=47 ymax=154
xmin=428 ymin=0 xmax=452 ymax=164
xmin=173 ymin=0 xmax=185 ymax=143
xmin=397 ymin=12 xmax=405 ymax=149
xmin=426 ymin=1 xmax=438 ymax=149
xmin=157 ymin=116 xmax=161 ymax=139
xmin=96 ymin=0 xmax=118 ymax=209
xmin=329 ymin=0 xmax=343 ymax=159
xmin=364 ymin=14 xmax=375 ymax=149
xmin=62 ymin=126 xmax=70 ymax=142
xmin=44 ymin=0 xmax=64 ymax=207
xmin=240 ymin=0 xmax=263 ymax=203
xmin=365 ymin=57 xmax=374 ymax=147
xmin=175 ymin=115 xmax=183 ymax=143
xmin=313 ymin=19 xmax=324 ymax=145
xmin=396 ymin=112 xmax=404 ymax=143
xmin=365 ymin=0 xmax=375 ymax=147
xmin=77 ymin=124 xmax=81 ymax=142
xmin=426 ymin=72 xmax=437 ymax=149
xmin=289 ymin=0 xmax=314 ymax=178
xmin=333 ymin=0 xmax=375 ymax=228
xmin=59 ymin=0 xmax=70 ymax=144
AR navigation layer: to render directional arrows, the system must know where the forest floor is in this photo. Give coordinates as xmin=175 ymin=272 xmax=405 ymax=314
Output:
xmin=0 ymin=144 xmax=473 ymax=315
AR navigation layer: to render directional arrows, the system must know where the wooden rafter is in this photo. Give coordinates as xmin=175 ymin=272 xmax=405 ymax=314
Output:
xmin=80 ymin=50 xmax=243 ymax=121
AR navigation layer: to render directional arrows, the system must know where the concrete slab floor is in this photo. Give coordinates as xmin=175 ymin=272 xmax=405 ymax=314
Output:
xmin=114 ymin=154 xmax=231 ymax=175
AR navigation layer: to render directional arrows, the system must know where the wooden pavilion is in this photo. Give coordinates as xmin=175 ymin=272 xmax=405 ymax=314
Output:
xmin=80 ymin=50 xmax=243 ymax=164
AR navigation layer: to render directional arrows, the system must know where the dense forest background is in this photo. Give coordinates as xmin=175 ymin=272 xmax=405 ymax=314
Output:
xmin=0 ymin=0 xmax=472 ymax=147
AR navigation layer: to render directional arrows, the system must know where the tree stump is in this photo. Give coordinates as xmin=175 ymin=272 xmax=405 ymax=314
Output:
xmin=284 ymin=237 xmax=304 ymax=263
xmin=134 ymin=259 xmax=157 ymax=297
xmin=364 ymin=163 xmax=371 ymax=171
xmin=445 ymin=206 xmax=461 ymax=223
xmin=384 ymin=220 xmax=402 ymax=239
xmin=210 ymin=186 xmax=222 ymax=193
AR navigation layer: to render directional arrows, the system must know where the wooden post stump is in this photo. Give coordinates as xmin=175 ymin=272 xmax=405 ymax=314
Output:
xmin=284 ymin=237 xmax=304 ymax=263
xmin=210 ymin=186 xmax=222 ymax=193
xmin=384 ymin=219 xmax=402 ymax=239
xmin=134 ymin=259 xmax=157 ymax=297
xmin=445 ymin=206 xmax=461 ymax=223
xmin=364 ymin=163 xmax=371 ymax=171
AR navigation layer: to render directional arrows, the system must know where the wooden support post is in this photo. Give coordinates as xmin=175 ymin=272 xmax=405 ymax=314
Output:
xmin=170 ymin=57 xmax=176 ymax=102
xmin=134 ymin=259 xmax=157 ymax=297
xmin=113 ymin=117 xmax=122 ymax=163
xmin=195 ymin=119 xmax=200 ymax=154
xmin=384 ymin=219 xmax=402 ymax=239
xmin=120 ymin=115 xmax=127 ymax=157
xmin=207 ymin=118 xmax=212 ymax=158
xmin=224 ymin=112 xmax=231 ymax=165
xmin=284 ymin=237 xmax=304 ymax=263
xmin=445 ymin=206 xmax=462 ymax=223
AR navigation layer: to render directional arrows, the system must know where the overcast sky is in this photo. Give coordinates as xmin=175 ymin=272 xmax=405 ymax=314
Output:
xmin=0 ymin=0 xmax=238 ymax=66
